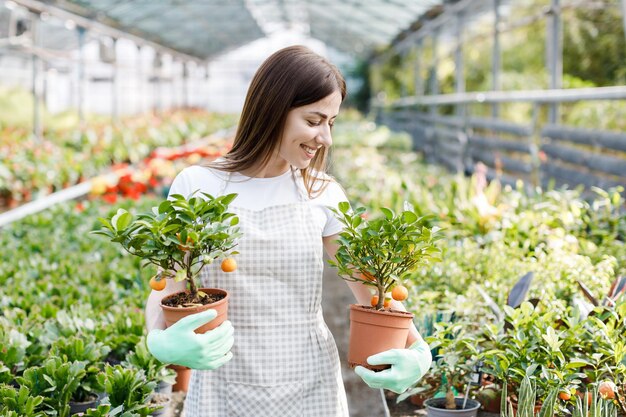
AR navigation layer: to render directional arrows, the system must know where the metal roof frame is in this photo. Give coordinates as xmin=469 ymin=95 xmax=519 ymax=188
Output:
xmin=5 ymin=0 xmax=446 ymax=60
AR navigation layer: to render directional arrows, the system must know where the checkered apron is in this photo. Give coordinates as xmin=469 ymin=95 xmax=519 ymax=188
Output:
xmin=183 ymin=168 xmax=349 ymax=416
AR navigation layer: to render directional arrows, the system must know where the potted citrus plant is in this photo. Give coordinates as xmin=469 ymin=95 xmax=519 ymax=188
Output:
xmin=328 ymin=202 xmax=442 ymax=370
xmin=93 ymin=191 xmax=242 ymax=334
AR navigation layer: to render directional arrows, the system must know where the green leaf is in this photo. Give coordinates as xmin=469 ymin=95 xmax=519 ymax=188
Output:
xmin=111 ymin=209 xmax=133 ymax=231
xmin=174 ymin=269 xmax=187 ymax=282
xmin=380 ymin=207 xmax=393 ymax=220
xmin=401 ymin=211 xmax=418 ymax=223
xmin=564 ymin=360 xmax=590 ymax=369
xmin=338 ymin=201 xmax=350 ymax=214
xmin=158 ymin=200 xmax=172 ymax=214
xmin=96 ymin=217 xmax=113 ymax=230
xmin=221 ymin=193 xmax=238 ymax=205
xmin=161 ymin=224 xmax=180 ymax=234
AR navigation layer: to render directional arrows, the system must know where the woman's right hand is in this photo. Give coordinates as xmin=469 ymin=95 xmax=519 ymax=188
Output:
xmin=146 ymin=309 xmax=234 ymax=370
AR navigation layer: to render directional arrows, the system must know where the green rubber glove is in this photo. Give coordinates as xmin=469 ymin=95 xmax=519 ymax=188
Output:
xmin=147 ymin=309 xmax=234 ymax=370
xmin=354 ymin=339 xmax=432 ymax=394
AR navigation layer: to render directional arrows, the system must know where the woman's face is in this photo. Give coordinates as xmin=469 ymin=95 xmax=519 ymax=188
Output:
xmin=275 ymin=90 xmax=342 ymax=171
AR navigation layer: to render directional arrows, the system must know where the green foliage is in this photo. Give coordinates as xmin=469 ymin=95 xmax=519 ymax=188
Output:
xmin=0 ymin=327 xmax=30 ymax=384
xmin=49 ymin=334 xmax=110 ymax=402
xmin=501 ymin=373 xmax=559 ymax=417
xmin=425 ymin=320 xmax=480 ymax=393
xmin=563 ymin=5 xmax=626 ymax=87
xmin=97 ymin=365 xmax=156 ymax=417
xmin=328 ymin=202 xmax=442 ymax=309
xmin=96 ymin=305 xmax=146 ymax=364
xmin=17 ymin=357 xmax=86 ymax=417
xmin=93 ymin=192 xmax=242 ymax=301
xmin=0 ymin=384 xmax=45 ymax=417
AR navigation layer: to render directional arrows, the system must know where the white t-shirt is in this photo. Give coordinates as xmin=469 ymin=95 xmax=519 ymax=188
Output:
xmin=168 ymin=165 xmax=349 ymax=237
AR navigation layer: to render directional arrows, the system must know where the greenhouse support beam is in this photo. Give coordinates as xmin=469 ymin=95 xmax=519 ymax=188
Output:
xmin=429 ymin=29 xmax=439 ymax=116
xmin=387 ymin=0 xmax=475 ymax=57
xmin=77 ymin=26 xmax=85 ymax=126
xmin=547 ymin=0 xmax=563 ymax=124
xmin=385 ymin=86 xmax=626 ymax=107
xmin=11 ymin=0 xmax=202 ymax=64
xmin=183 ymin=62 xmax=189 ymax=109
xmin=31 ymin=14 xmax=42 ymax=140
xmin=111 ymin=38 xmax=118 ymax=123
xmin=454 ymin=11 xmax=465 ymax=118
xmin=414 ymin=39 xmax=423 ymax=97
xmin=492 ymin=0 xmax=501 ymax=118
xmin=136 ymin=44 xmax=144 ymax=114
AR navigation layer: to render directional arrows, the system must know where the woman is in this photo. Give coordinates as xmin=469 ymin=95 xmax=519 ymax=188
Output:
xmin=144 ymin=45 xmax=431 ymax=416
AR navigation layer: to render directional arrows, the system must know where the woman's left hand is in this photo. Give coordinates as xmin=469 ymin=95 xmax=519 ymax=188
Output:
xmin=354 ymin=339 xmax=432 ymax=394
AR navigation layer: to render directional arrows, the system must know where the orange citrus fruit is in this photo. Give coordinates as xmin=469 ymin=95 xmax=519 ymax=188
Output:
xmin=599 ymin=381 xmax=616 ymax=399
xmin=371 ymin=295 xmax=391 ymax=308
xmin=391 ymin=285 xmax=409 ymax=301
xmin=221 ymin=258 xmax=237 ymax=273
xmin=558 ymin=392 xmax=571 ymax=401
xmin=149 ymin=276 xmax=166 ymax=291
xmin=370 ymin=295 xmax=379 ymax=307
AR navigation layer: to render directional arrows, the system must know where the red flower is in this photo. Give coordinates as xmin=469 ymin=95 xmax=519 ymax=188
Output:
xmin=103 ymin=193 xmax=117 ymax=204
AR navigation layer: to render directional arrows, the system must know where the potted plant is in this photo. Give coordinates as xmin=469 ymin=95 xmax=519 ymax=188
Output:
xmin=93 ymin=191 xmax=242 ymax=334
xmin=97 ymin=364 xmax=157 ymax=417
xmin=48 ymin=334 xmax=110 ymax=414
xmin=17 ymin=357 xmax=88 ymax=417
xmin=328 ymin=202 xmax=442 ymax=370
xmin=404 ymin=320 xmax=482 ymax=416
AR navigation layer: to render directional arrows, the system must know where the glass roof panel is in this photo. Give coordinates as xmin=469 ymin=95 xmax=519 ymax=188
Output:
xmin=26 ymin=0 xmax=447 ymax=59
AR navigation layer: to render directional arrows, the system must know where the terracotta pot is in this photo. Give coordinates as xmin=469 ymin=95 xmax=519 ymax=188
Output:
xmin=348 ymin=304 xmax=414 ymax=370
xmin=169 ymin=364 xmax=192 ymax=392
xmin=160 ymin=288 xmax=229 ymax=334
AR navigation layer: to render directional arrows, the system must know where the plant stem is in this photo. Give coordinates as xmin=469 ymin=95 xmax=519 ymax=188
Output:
xmin=377 ymin=282 xmax=384 ymax=310
xmin=187 ymin=254 xmax=198 ymax=300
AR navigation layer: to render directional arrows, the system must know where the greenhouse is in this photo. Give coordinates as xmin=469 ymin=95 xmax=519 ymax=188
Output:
xmin=1 ymin=0 xmax=625 ymax=416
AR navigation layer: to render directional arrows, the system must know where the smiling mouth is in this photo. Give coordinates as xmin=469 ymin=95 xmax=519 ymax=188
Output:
xmin=301 ymin=144 xmax=317 ymax=157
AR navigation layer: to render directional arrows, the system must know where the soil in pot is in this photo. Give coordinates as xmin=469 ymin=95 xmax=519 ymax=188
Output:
xmin=161 ymin=289 xmax=225 ymax=307
xmin=348 ymin=304 xmax=414 ymax=371
xmin=161 ymin=288 xmax=229 ymax=334
xmin=424 ymin=397 xmax=481 ymax=417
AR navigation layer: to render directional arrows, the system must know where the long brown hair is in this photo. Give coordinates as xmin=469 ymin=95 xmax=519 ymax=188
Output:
xmin=209 ymin=45 xmax=346 ymax=198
